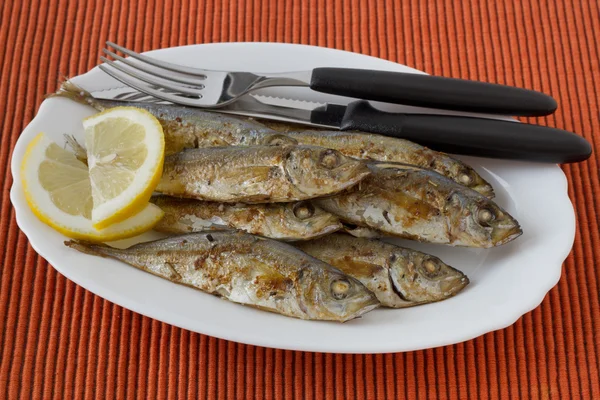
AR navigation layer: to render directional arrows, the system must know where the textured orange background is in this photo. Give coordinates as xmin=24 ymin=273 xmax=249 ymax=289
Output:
xmin=1 ymin=0 xmax=599 ymax=398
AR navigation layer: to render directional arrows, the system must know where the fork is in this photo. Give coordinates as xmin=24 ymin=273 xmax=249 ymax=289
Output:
xmin=99 ymin=41 xmax=557 ymax=116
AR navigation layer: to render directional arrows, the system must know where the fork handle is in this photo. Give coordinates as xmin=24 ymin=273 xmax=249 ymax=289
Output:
xmin=309 ymin=67 xmax=557 ymax=117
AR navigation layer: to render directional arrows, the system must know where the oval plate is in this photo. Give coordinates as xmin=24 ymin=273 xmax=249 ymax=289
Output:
xmin=9 ymin=43 xmax=575 ymax=353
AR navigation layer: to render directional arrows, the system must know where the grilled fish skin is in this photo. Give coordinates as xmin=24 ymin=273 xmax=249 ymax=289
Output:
xmin=315 ymin=165 xmax=522 ymax=248
xmin=156 ymin=145 xmax=370 ymax=203
xmin=151 ymin=196 xmax=342 ymax=241
xmin=295 ymin=233 xmax=469 ymax=308
xmin=65 ymin=232 xmax=379 ymax=322
xmin=52 ymin=81 xmax=493 ymax=197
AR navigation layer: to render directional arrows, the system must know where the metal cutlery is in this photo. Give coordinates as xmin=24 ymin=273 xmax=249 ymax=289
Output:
xmin=101 ymin=41 xmax=557 ymax=116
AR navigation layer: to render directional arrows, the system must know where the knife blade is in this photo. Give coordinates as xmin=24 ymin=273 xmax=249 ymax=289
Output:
xmin=89 ymin=88 xmax=591 ymax=163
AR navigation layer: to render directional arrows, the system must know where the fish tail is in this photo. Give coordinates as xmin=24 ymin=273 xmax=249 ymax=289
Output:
xmin=47 ymin=79 xmax=102 ymax=110
xmin=64 ymin=240 xmax=113 ymax=257
xmin=63 ymin=134 xmax=88 ymax=164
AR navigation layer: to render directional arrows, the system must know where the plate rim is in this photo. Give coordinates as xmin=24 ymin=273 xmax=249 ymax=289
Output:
xmin=9 ymin=42 xmax=576 ymax=353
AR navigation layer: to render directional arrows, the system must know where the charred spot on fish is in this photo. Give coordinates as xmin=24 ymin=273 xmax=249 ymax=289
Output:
xmin=319 ymin=149 xmax=341 ymax=169
xmin=477 ymin=207 xmax=495 ymax=226
xmin=206 ymin=234 xmax=215 ymax=242
xmin=330 ymin=279 xmax=351 ymax=300
xmin=292 ymin=202 xmax=315 ymax=220
xmin=382 ymin=210 xmax=392 ymax=225
xmin=389 ymin=253 xmax=398 ymax=264
xmin=194 ymin=256 xmax=207 ymax=270
xmin=269 ymin=167 xmax=283 ymax=179
xmin=175 ymin=117 xmax=182 ymax=123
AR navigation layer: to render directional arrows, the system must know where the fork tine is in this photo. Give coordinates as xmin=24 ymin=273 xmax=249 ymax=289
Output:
xmin=106 ymin=41 xmax=208 ymax=78
xmin=99 ymin=64 xmax=203 ymax=107
xmin=100 ymin=56 xmax=204 ymax=97
xmin=102 ymin=49 xmax=206 ymax=87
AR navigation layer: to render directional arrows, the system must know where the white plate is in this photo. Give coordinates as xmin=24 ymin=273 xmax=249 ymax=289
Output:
xmin=10 ymin=43 xmax=575 ymax=353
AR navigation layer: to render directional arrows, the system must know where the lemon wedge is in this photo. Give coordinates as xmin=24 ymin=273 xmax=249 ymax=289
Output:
xmin=83 ymin=107 xmax=164 ymax=229
xmin=21 ymin=133 xmax=164 ymax=241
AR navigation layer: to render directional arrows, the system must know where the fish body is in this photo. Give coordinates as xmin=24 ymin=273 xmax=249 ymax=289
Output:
xmin=296 ymin=234 xmax=469 ymax=308
xmin=315 ymin=165 xmax=522 ymax=247
xmin=152 ymin=196 xmax=342 ymax=241
xmin=156 ymin=145 xmax=370 ymax=203
xmin=53 ymin=81 xmax=493 ymax=197
xmin=65 ymin=232 xmax=379 ymax=322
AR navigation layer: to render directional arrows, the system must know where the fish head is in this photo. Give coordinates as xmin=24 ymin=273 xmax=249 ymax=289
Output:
xmin=389 ymin=251 xmax=469 ymax=303
xmin=298 ymin=267 xmax=379 ymax=321
xmin=444 ymin=190 xmax=522 ymax=247
xmin=284 ymin=146 xmax=370 ymax=197
xmin=282 ymin=202 xmax=342 ymax=238
xmin=443 ymin=161 xmax=495 ymax=198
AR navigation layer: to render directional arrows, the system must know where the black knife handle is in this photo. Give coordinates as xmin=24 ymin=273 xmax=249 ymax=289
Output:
xmin=331 ymin=101 xmax=591 ymax=163
xmin=310 ymin=67 xmax=558 ymax=117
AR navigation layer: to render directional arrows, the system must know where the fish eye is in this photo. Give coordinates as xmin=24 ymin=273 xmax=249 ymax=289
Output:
xmin=265 ymin=134 xmax=297 ymax=146
xmin=477 ymin=207 xmax=495 ymax=226
xmin=421 ymin=258 xmax=441 ymax=277
xmin=293 ymin=202 xmax=315 ymax=219
xmin=319 ymin=149 xmax=340 ymax=169
xmin=458 ymin=169 xmax=474 ymax=186
xmin=331 ymin=279 xmax=351 ymax=299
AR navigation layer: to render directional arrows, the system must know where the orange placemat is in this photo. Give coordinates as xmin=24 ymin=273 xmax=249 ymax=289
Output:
xmin=1 ymin=1 xmax=599 ymax=398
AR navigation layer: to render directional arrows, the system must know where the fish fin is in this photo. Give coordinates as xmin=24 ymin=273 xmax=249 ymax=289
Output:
xmin=47 ymin=79 xmax=98 ymax=109
xmin=64 ymin=240 xmax=112 ymax=257
xmin=63 ymin=134 xmax=88 ymax=164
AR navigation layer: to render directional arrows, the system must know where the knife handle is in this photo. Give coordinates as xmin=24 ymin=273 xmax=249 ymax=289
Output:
xmin=310 ymin=68 xmax=557 ymax=117
xmin=333 ymin=101 xmax=591 ymax=163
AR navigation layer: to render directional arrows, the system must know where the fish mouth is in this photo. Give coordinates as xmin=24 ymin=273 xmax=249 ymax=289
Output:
xmin=439 ymin=275 xmax=470 ymax=296
xmin=336 ymin=162 xmax=371 ymax=190
xmin=389 ymin=266 xmax=469 ymax=303
xmin=492 ymin=223 xmax=523 ymax=246
xmin=340 ymin=296 xmax=380 ymax=322
xmin=309 ymin=219 xmax=344 ymax=239
xmin=475 ymin=183 xmax=495 ymax=199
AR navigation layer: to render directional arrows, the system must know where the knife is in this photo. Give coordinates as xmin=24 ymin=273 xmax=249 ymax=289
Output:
xmin=90 ymin=88 xmax=591 ymax=163
xmin=308 ymin=68 xmax=558 ymax=117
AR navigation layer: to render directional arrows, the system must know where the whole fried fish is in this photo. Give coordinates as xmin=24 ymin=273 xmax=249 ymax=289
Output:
xmin=52 ymin=81 xmax=493 ymax=197
xmin=295 ymin=234 xmax=469 ymax=308
xmin=315 ymin=165 xmax=522 ymax=247
xmin=65 ymin=232 xmax=379 ymax=322
xmin=156 ymin=145 xmax=370 ymax=203
xmin=258 ymin=131 xmax=494 ymax=198
xmin=52 ymin=81 xmax=276 ymax=155
xmin=151 ymin=196 xmax=342 ymax=241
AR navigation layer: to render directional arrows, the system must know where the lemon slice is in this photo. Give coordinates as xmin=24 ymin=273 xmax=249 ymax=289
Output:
xmin=21 ymin=133 xmax=164 ymax=241
xmin=83 ymin=107 xmax=164 ymax=229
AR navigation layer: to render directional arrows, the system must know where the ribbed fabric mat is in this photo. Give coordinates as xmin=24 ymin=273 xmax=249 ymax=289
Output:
xmin=1 ymin=1 xmax=599 ymax=399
